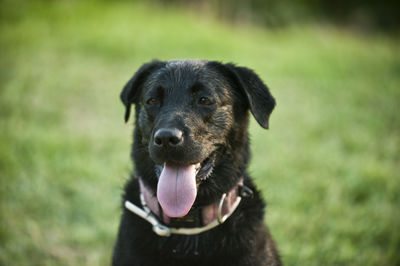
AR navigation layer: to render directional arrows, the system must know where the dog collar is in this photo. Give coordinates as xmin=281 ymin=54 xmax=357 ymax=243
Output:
xmin=124 ymin=177 xmax=253 ymax=237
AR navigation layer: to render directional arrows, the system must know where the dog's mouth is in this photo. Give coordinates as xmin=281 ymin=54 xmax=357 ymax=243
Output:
xmin=155 ymin=155 xmax=215 ymax=185
xmin=154 ymin=155 xmax=215 ymax=218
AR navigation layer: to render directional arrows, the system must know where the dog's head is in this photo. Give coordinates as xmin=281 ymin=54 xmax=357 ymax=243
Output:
xmin=121 ymin=59 xmax=275 ymax=218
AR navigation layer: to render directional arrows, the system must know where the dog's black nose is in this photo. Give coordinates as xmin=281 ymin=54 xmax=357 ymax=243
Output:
xmin=154 ymin=128 xmax=183 ymax=147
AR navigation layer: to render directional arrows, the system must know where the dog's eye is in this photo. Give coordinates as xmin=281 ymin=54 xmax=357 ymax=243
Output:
xmin=146 ymin=98 xmax=159 ymax=105
xmin=199 ymin=97 xmax=212 ymax=105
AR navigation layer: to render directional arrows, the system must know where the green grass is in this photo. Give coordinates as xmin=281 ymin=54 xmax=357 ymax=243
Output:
xmin=1 ymin=1 xmax=399 ymax=265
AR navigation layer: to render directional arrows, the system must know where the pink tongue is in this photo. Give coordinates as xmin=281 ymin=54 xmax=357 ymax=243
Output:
xmin=157 ymin=163 xmax=197 ymax=217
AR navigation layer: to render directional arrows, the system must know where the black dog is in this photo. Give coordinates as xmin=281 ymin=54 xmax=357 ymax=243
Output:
xmin=112 ymin=59 xmax=281 ymax=266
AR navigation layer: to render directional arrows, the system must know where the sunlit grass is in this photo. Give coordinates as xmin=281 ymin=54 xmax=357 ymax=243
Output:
xmin=1 ymin=1 xmax=399 ymax=265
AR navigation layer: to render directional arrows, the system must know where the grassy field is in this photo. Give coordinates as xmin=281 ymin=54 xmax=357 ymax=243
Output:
xmin=1 ymin=1 xmax=399 ymax=265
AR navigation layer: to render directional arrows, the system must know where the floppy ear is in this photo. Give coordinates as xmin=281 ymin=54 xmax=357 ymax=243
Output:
xmin=217 ymin=63 xmax=276 ymax=129
xmin=121 ymin=60 xmax=165 ymax=122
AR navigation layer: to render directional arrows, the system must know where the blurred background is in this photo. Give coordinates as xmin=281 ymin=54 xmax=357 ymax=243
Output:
xmin=0 ymin=0 xmax=399 ymax=265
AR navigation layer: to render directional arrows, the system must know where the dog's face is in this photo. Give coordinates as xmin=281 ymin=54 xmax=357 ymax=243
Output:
xmin=121 ymin=59 xmax=275 ymax=218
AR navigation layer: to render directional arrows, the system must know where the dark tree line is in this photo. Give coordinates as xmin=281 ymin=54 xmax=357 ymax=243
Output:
xmin=155 ymin=0 xmax=400 ymax=31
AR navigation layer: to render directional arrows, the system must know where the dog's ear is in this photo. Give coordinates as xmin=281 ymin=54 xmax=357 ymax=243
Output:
xmin=211 ymin=62 xmax=276 ymax=129
xmin=121 ymin=60 xmax=165 ymax=122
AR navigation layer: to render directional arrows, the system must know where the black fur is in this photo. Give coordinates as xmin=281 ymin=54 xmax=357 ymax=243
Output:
xmin=113 ymin=59 xmax=281 ymax=266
